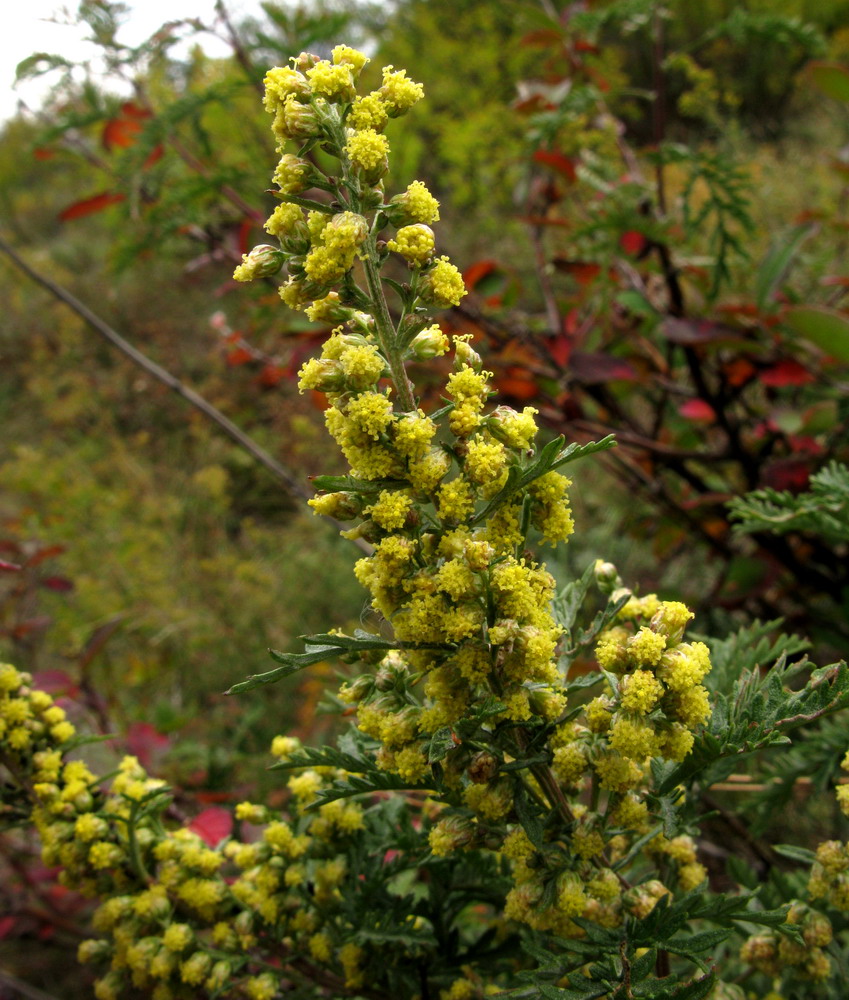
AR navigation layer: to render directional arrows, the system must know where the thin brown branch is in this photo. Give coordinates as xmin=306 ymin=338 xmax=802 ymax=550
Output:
xmin=0 ymin=969 xmax=64 ymax=1000
xmin=0 ymin=234 xmax=371 ymax=556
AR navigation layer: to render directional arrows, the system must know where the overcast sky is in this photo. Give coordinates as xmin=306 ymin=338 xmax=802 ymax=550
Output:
xmin=1 ymin=1 xmax=257 ymax=122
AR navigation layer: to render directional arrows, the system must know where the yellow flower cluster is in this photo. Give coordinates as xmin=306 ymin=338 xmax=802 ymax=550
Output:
xmin=740 ymin=903 xmax=832 ymax=981
xmin=0 ymin=662 xmax=385 ymax=1000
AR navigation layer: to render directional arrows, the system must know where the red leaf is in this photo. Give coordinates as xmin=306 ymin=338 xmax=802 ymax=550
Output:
xmin=463 ymin=259 xmax=498 ymax=291
xmin=226 ymin=347 xmax=254 ymax=366
xmin=0 ymin=559 xmax=21 ymax=572
xmin=126 ymin=722 xmax=169 ymax=769
xmin=553 ymin=258 xmax=602 ymax=285
xmin=760 ymin=359 xmax=815 ymax=387
xmin=761 ymin=459 xmax=811 ymax=492
xmin=495 ymin=368 xmax=539 ymax=401
xmin=0 ymin=917 xmax=16 ymax=940
xmin=32 ymin=670 xmax=78 ymax=696
xmin=33 ymin=147 xmax=55 ymax=161
xmin=59 ymin=192 xmax=125 ymax=221
xmin=549 ymin=333 xmax=572 ymax=367
xmin=787 ymin=434 xmax=824 ymax=455
xmin=619 ymin=230 xmax=646 ymax=257
xmin=40 ymin=575 xmax=74 ymax=592
xmin=520 ymin=28 xmax=563 ymax=47
xmin=570 ymin=351 xmax=637 ymax=383
xmin=102 ymin=117 xmax=143 ymax=151
xmin=11 ymin=616 xmax=52 ymax=638
xmin=143 ymin=145 xmax=164 ymax=169
xmin=121 ymin=101 xmax=151 ymax=119
xmin=238 ymin=219 xmax=253 ymax=256
xmin=679 ymin=399 xmax=716 ymax=422
xmin=661 ymin=318 xmax=741 ymax=345
xmin=257 ymin=364 xmax=287 ymax=387
xmin=533 ymin=149 xmax=577 ymax=182
xmin=722 ymin=358 xmax=757 ymax=387
xmin=189 ymin=807 xmax=233 ymax=847
xmin=25 ymin=544 xmax=66 ymax=568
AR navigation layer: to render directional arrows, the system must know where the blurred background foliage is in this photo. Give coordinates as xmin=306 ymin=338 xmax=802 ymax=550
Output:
xmin=2 ymin=0 xmax=849 ymax=809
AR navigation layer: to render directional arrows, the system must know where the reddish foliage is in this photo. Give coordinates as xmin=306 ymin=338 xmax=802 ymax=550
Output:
xmin=226 ymin=347 xmax=254 ymax=366
xmin=59 ymin=192 xmax=126 ymax=222
xmin=570 ymin=352 xmax=638 ymax=384
xmin=126 ymin=722 xmax=170 ymax=770
xmin=533 ymin=149 xmax=577 ymax=182
xmin=678 ymin=399 xmax=717 ymax=422
xmin=619 ymin=230 xmax=647 ymax=256
xmin=32 ymin=671 xmax=79 ymax=697
xmin=463 ymin=259 xmax=499 ymax=291
xmin=760 ymin=360 xmax=815 ymax=387
xmin=189 ymin=807 xmax=233 ymax=847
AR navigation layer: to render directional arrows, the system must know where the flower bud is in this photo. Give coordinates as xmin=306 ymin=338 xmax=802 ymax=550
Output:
xmin=307 ymin=491 xmax=362 ymax=520
xmin=428 ymin=814 xmax=477 ymax=856
xmin=386 ymin=180 xmax=440 ymax=226
xmin=263 ymin=66 xmax=310 ymax=112
xmin=418 ymin=255 xmax=467 ymax=308
xmin=593 ymin=560 xmax=622 ymax=592
xmin=623 ymin=879 xmax=671 ymax=919
xmin=273 ymin=154 xmax=316 ymax=195
xmin=408 ymin=324 xmax=449 ymax=360
xmin=233 ymin=245 xmax=285 ymax=282
xmin=292 ymin=52 xmax=321 ymax=73
xmin=339 ymin=674 xmax=375 ymax=704
xmin=297 ymin=358 xmax=346 ymax=393
xmin=273 ymin=96 xmax=321 ymax=142
xmin=304 ymin=292 xmax=354 ymax=324
xmin=485 ymin=405 xmax=539 ymax=452
xmin=360 ymin=183 xmax=385 ymax=210
xmin=387 ymin=224 xmax=435 ymax=266
xmin=467 ymin=751 xmax=499 ymax=784
xmin=78 ymin=938 xmax=111 ymax=964
xmin=205 ymin=960 xmax=232 ymax=992
xmin=453 ymin=338 xmax=481 ymax=372
xmin=650 ymin=600 xmax=694 ymax=644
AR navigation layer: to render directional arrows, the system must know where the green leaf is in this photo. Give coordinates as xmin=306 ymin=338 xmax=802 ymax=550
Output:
xmin=807 ymin=61 xmax=849 ymax=103
xmin=15 ymin=52 xmax=72 ymax=81
xmin=471 ymin=436 xmax=616 ymax=526
xmin=225 ymin=647 xmax=333 ymax=694
xmin=783 ymin=305 xmax=849 ymax=362
xmin=755 ymin=224 xmax=814 ymax=311
xmin=663 ymin=928 xmax=730 ymax=956
xmin=426 ymin=727 xmax=455 ymax=763
xmin=227 ymin=629 xmax=427 ymax=695
xmin=513 ymin=782 xmax=545 ymax=848
xmin=772 ymin=843 xmax=817 ymax=865
xmin=628 ymin=947 xmax=658 ymax=980
xmin=310 ymin=474 xmax=408 ymax=493
xmin=667 ymin=973 xmax=716 ymax=1000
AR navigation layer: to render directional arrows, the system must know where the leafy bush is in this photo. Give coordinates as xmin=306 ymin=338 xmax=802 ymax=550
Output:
xmin=3 ymin=42 xmax=849 ymax=1000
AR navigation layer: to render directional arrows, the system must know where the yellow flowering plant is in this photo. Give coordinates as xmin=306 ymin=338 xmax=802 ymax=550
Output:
xmin=4 ymin=43 xmax=849 ymax=1000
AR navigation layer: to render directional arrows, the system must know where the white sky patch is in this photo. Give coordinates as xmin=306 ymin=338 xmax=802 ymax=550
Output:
xmin=1 ymin=1 xmax=258 ymax=123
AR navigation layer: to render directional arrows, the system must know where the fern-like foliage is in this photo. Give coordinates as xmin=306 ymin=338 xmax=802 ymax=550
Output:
xmin=728 ymin=461 xmax=849 ymax=545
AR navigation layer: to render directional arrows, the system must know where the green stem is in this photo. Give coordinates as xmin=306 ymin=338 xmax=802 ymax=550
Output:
xmin=362 ymin=240 xmax=417 ymax=412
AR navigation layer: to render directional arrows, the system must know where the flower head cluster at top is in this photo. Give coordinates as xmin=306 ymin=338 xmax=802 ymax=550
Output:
xmin=233 ymin=44 xmax=465 ymax=348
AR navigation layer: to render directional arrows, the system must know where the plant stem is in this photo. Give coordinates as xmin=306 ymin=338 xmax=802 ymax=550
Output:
xmin=362 ymin=241 xmax=417 ymax=412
